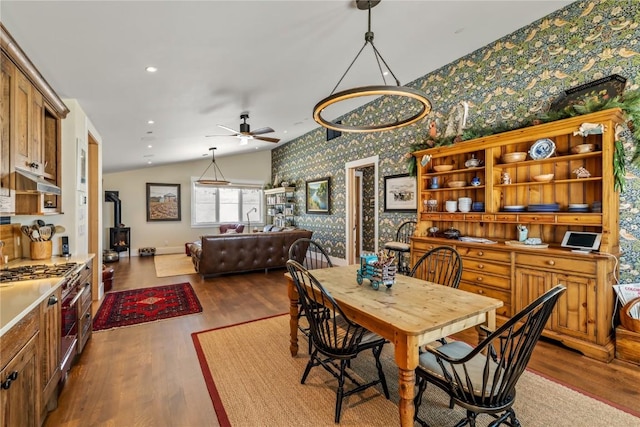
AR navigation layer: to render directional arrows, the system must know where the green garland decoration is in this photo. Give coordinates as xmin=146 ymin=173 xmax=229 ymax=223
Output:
xmin=406 ymin=89 xmax=640 ymax=193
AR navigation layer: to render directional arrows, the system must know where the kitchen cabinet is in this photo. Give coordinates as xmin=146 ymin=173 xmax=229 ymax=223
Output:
xmin=411 ymin=109 xmax=623 ymax=361
xmin=0 ymin=23 xmax=68 ymax=216
xmin=0 ymin=309 xmax=39 ymax=427
xmin=0 ymin=53 xmax=12 ymax=201
xmin=39 ymin=288 xmax=61 ymax=422
xmin=265 ymin=186 xmax=296 ymax=227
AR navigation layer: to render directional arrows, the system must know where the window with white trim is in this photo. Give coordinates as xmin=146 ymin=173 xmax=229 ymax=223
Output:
xmin=191 ymin=180 xmax=264 ymax=228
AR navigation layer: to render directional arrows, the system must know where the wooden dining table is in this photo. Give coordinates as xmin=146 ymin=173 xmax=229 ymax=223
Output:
xmin=286 ymin=264 xmax=503 ymax=426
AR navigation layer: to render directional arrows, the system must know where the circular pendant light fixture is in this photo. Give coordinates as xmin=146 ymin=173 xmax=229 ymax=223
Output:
xmin=196 ymin=147 xmax=230 ymax=186
xmin=313 ymin=0 xmax=431 ymax=133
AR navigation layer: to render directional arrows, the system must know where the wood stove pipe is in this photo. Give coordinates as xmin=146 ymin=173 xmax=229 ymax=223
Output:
xmin=104 ymin=191 xmax=122 ymax=227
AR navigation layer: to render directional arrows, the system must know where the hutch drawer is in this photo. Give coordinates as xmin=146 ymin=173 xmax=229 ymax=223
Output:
xmin=460 ymin=270 xmax=510 ymax=290
xmin=456 ymin=246 xmax=511 ymax=263
xmin=514 ymin=253 xmax=596 ymax=275
xmin=461 ymin=258 xmax=511 ymax=276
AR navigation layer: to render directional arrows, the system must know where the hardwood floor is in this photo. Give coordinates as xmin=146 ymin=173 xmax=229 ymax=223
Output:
xmin=44 ymin=256 xmax=640 ymax=426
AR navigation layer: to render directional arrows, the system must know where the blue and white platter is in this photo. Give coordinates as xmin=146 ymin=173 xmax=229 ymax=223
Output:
xmin=529 ymin=138 xmax=556 ymax=160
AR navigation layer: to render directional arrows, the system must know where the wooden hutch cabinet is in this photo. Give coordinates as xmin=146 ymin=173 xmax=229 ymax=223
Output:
xmin=411 ymin=109 xmax=624 ymax=362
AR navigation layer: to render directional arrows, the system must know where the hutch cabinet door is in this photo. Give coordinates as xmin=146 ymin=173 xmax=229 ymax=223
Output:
xmin=552 ymin=273 xmax=597 ymax=342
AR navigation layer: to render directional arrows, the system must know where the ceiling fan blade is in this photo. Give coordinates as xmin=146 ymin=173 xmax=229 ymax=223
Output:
xmin=205 ymin=133 xmax=239 ymax=138
xmin=250 ymin=127 xmax=275 ymax=136
xmin=218 ymin=124 xmax=240 ymax=134
xmin=251 ymin=127 xmax=275 ymax=135
xmin=255 ymin=136 xmax=280 ymax=143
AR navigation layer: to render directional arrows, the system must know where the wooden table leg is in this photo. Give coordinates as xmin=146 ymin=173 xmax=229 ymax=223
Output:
xmin=476 ymin=309 xmax=497 ymax=345
xmin=287 ymin=277 xmax=299 ymax=357
xmin=394 ymin=335 xmax=419 ymax=426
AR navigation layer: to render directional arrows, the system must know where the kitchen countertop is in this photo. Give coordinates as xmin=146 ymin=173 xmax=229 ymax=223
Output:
xmin=0 ymin=254 xmax=95 ymax=337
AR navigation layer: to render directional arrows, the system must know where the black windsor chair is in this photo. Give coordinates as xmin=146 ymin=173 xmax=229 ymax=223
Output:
xmin=286 ymin=260 xmax=390 ymax=423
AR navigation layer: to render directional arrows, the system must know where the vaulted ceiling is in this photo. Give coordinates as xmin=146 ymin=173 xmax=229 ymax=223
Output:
xmin=1 ymin=1 xmax=572 ymax=172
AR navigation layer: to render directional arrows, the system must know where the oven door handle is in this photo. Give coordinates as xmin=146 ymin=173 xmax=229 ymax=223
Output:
xmin=68 ymin=284 xmax=87 ymax=307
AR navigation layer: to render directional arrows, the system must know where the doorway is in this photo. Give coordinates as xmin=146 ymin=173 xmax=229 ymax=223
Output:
xmin=345 ymin=156 xmax=379 ymax=265
xmin=88 ymin=133 xmax=101 ymax=298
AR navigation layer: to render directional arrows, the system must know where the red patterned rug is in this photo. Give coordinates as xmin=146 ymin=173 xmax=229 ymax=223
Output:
xmin=93 ymin=283 xmax=202 ymax=331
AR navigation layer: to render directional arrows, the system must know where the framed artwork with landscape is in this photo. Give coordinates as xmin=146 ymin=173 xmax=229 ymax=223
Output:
xmin=146 ymin=183 xmax=181 ymax=221
xmin=384 ymin=174 xmax=417 ymax=212
xmin=306 ymin=177 xmax=331 ymax=214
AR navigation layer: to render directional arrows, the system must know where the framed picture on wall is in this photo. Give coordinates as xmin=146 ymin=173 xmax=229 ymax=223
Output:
xmin=77 ymin=139 xmax=87 ymax=191
xmin=384 ymin=174 xmax=417 ymax=212
xmin=146 ymin=183 xmax=181 ymax=221
xmin=306 ymin=177 xmax=331 ymax=214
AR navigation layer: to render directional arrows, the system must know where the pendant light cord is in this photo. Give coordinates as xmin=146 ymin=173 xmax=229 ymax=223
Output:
xmin=329 ymin=1 xmax=400 ymax=95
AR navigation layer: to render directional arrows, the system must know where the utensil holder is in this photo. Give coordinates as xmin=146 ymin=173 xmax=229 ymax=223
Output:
xmin=31 ymin=241 xmax=52 ymax=260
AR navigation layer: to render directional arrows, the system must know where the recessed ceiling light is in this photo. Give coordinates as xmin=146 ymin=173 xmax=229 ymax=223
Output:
xmin=147 ymin=144 xmax=152 ymax=148
xmin=147 ymin=120 xmax=155 ymax=124
xmin=145 ymin=66 xmax=158 ymax=73
xmin=283 ymin=130 xmax=288 ymax=134
xmin=147 ymin=161 xmax=153 ymax=164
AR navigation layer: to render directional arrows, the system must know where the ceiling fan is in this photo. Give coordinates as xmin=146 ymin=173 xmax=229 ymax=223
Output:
xmin=206 ymin=113 xmax=280 ymax=145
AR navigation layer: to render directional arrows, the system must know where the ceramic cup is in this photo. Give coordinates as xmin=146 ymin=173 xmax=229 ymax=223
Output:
xmin=445 ymin=200 xmax=458 ymax=213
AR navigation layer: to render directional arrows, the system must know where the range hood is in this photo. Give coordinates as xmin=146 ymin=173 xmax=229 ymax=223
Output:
xmin=13 ymin=169 xmax=61 ymax=195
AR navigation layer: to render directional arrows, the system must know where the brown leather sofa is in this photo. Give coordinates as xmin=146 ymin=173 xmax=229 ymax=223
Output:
xmin=189 ymin=228 xmax=313 ymax=277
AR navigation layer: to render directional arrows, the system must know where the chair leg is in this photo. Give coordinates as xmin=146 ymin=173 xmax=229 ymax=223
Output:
xmin=372 ymin=345 xmax=390 ymax=399
xmin=335 ymin=360 xmax=347 ymax=423
xmin=455 ymin=410 xmax=476 ymax=427
xmin=301 ymin=349 xmax=317 ymax=384
xmin=414 ymin=376 xmax=430 ymax=427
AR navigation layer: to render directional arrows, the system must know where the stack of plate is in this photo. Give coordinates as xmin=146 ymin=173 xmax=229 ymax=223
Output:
xmin=458 ymin=197 xmax=472 ymax=213
xmin=527 ymin=203 xmax=560 ymax=212
xmin=503 ymin=205 xmax=526 ymax=212
xmin=568 ymin=203 xmax=589 ymax=213
xmin=592 ymin=201 xmax=602 ymax=213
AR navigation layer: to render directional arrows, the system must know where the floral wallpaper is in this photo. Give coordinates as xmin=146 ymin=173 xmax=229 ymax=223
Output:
xmin=272 ymin=0 xmax=640 ymax=283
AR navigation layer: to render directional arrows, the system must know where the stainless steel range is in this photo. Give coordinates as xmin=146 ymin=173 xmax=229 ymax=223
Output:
xmin=0 ymin=262 xmax=79 ymax=284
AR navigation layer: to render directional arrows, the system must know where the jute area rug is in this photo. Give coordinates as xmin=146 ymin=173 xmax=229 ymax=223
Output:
xmin=154 ymin=253 xmax=196 ymax=277
xmin=94 ymin=282 xmax=202 ymax=331
xmin=192 ymin=315 xmax=640 ymax=427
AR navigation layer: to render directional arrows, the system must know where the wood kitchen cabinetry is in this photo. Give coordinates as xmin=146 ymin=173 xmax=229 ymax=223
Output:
xmin=0 ymin=23 xmax=68 ymax=216
xmin=39 ymin=288 xmax=61 ymax=422
xmin=411 ymin=109 xmax=623 ymax=361
xmin=0 ymin=309 xmax=39 ymax=427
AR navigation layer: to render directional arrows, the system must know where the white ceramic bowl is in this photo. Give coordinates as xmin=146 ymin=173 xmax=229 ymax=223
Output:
xmin=445 ymin=201 xmax=458 ymax=212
